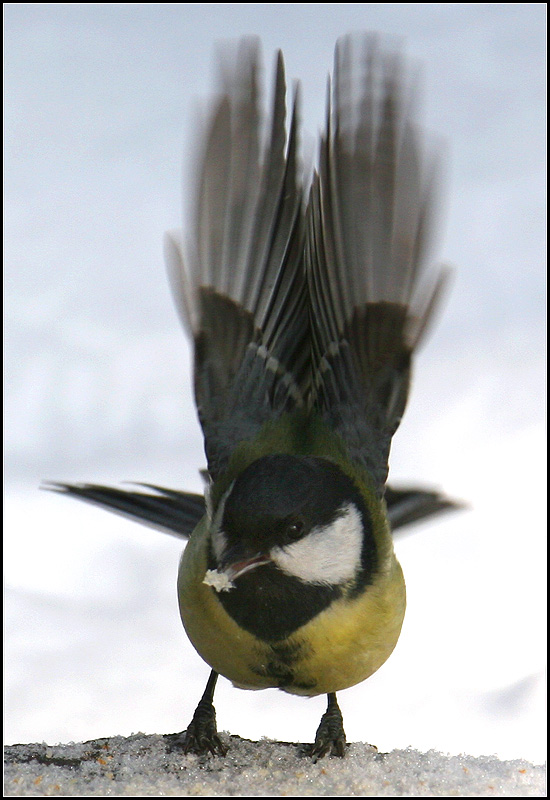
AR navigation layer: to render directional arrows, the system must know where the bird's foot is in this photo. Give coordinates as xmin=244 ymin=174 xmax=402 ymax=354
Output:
xmin=305 ymin=693 xmax=347 ymax=761
xmin=166 ymin=696 xmax=227 ymax=757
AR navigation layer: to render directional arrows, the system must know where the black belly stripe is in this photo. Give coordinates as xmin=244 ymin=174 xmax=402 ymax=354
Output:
xmin=213 ymin=562 xmax=341 ymax=642
xmin=249 ymin=638 xmax=317 ymax=690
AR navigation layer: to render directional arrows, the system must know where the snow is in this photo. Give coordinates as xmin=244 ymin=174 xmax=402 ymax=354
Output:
xmin=4 ymin=735 xmax=545 ymax=797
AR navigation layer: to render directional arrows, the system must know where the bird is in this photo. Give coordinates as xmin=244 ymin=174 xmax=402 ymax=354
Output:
xmin=46 ymin=34 xmax=459 ymax=760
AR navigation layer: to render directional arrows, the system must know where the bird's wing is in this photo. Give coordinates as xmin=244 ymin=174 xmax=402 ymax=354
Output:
xmin=43 ymin=482 xmax=205 ymax=539
xmin=385 ymin=485 xmax=465 ymax=531
xmin=165 ymin=39 xmax=307 ymax=481
xmin=306 ymin=35 xmax=448 ymax=493
xmin=43 ymin=480 xmax=462 ymax=538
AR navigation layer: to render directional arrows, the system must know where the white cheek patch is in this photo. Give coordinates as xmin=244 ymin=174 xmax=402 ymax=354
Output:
xmin=208 ymin=482 xmax=233 ymax=563
xmin=270 ymin=502 xmax=364 ymax=585
xmin=210 ymin=526 xmax=228 ymax=563
xmin=204 ymin=519 xmax=233 ymax=591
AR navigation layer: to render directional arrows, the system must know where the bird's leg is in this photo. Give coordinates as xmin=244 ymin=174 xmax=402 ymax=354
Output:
xmin=308 ymin=692 xmax=347 ymax=760
xmin=167 ymin=670 xmax=227 ymax=756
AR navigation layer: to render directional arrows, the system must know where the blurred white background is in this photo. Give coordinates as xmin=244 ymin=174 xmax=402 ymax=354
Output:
xmin=5 ymin=4 xmax=546 ymax=763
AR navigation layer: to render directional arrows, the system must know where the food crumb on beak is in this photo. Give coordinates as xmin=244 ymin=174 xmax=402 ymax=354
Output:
xmin=203 ymin=569 xmax=236 ymax=592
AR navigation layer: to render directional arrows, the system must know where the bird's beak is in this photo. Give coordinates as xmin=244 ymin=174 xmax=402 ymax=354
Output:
xmin=203 ymin=547 xmax=271 ymax=592
xmin=221 ymin=552 xmax=272 ymax=581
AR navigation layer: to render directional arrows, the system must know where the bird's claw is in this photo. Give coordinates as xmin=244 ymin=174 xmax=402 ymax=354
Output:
xmin=306 ymin=733 xmax=347 ymax=762
xmin=166 ymin=697 xmax=227 ymax=757
xmin=305 ymin=696 xmax=347 ymax=761
xmin=182 ymin=719 xmax=227 ymax=757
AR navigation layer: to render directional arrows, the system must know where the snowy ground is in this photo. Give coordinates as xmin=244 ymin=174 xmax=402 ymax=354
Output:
xmin=4 ymin=735 xmax=546 ymax=797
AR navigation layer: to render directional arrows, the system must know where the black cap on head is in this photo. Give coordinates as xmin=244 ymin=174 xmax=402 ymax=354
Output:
xmin=222 ymin=454 xmax=367 ymax=550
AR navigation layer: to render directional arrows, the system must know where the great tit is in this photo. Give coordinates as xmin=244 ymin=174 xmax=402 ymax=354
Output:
xmin=48 ymin=34 xmax=457 ymax=759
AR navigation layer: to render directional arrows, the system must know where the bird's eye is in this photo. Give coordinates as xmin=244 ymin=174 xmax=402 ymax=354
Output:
xmin=286 ymin=520 xmax=304 ymax=540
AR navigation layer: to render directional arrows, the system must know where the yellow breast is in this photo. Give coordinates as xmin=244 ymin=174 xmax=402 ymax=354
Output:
xmin=177 ymin=517 xmax=406 ymax=697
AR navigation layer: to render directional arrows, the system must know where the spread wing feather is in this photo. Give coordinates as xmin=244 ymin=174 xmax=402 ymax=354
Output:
xmin=306 ymin=35 xmax=448 ymax=491
xmin=166 ymin=40 xmax=306 ymax=480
